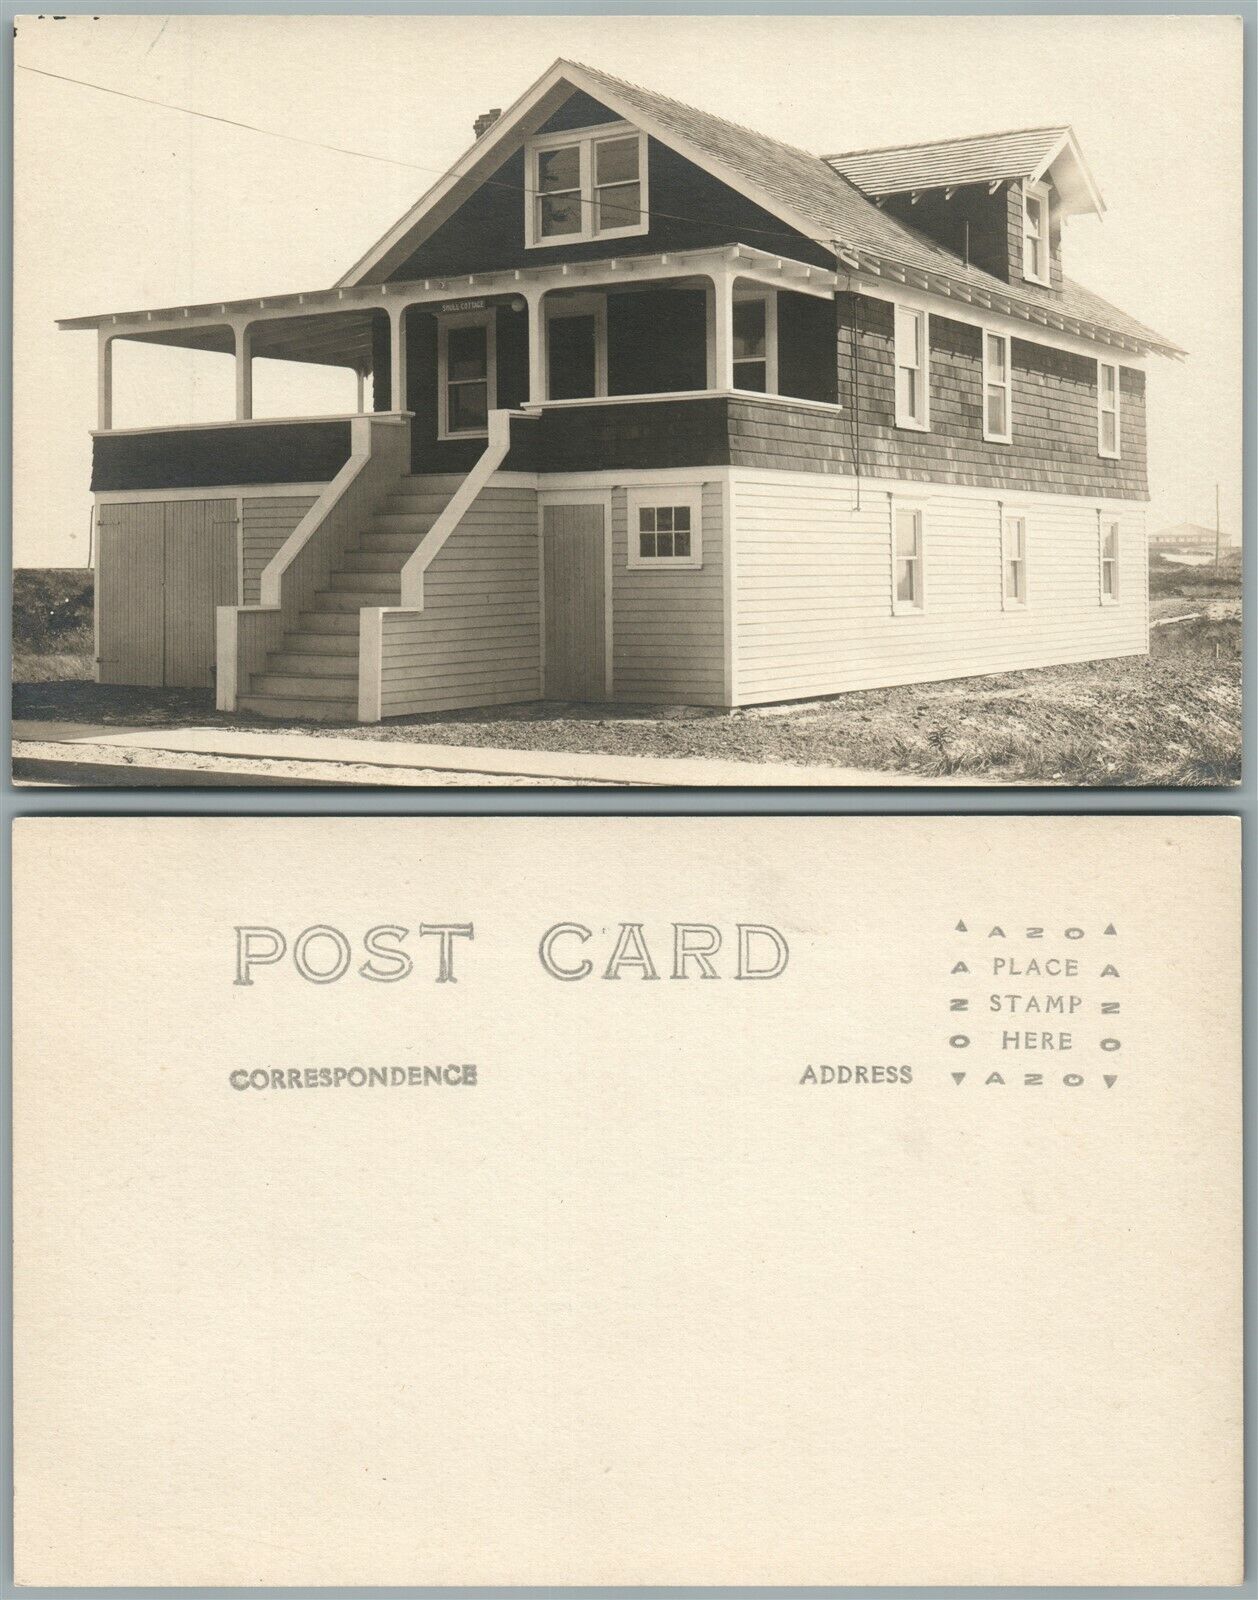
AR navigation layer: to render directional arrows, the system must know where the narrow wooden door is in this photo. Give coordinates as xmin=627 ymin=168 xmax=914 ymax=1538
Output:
xmin=542 ymin=502 xmax=607 ymax=701
xmin=163 ymin=499 xmax=238 ymax=687
xmin=96 ymin=503 xmax=165 ymax=684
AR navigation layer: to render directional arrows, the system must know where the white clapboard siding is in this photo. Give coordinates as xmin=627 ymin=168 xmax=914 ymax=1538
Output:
xmin=612 ymin=481 xmax=726 ymax=705
xmin=241 ymin=495 xmax=319 ymax=604
xmin=732 ymin=473 xmax=1148 ymax=703
xmin=378 ymin=483 xmax=540 ymax=717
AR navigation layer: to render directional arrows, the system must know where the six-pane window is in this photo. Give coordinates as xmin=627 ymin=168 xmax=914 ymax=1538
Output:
xmin=638 ymin=504 xmax=692 ymax=561
xmin=1002 ymin=514 xmax=1028 ymax=605
xmin=1098 ymin=361 xmax=1120 ymax=457
xmin=894 ymin=507 xmax=923 ymax=610
xmin=1101 ymin=519 xmax=1119 ymax=601
xmin=1023 ymin=184 xmax=1050 ymax=285
xmin=983 ymin=331 xmax=1012 ymax=442
xmin=894 ymin=306 xmax=928 ymax=428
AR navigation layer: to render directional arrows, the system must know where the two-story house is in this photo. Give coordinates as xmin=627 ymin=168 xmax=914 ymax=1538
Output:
xmin=60 ymin=59 xmax=1182 ymax=720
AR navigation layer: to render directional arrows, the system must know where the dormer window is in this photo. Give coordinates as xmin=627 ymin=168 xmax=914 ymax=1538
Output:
xmin=525 ymin=123 xmax=649 ymax=248
xmin=1022 ymin=182 xmax=1051 ymax=286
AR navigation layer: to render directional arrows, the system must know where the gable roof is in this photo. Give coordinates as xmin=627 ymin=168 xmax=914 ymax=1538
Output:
xmin=338 ymin=59 xmax=1180 ymax=357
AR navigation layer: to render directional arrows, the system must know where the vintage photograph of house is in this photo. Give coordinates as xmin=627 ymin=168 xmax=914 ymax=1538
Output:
xmin=12 ymin=14 xmax=1241 ymax=786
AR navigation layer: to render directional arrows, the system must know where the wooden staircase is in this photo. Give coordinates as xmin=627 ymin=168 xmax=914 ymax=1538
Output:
xmin=237 ymin=475 xmax=463 ymax=720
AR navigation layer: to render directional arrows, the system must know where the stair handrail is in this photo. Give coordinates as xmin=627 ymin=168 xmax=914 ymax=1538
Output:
xmin=397 ymin=409 xmax=534 ymax=609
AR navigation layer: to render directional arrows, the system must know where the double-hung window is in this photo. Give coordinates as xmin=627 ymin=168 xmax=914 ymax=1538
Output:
xmin=733 ymin=292 xmax=776 ymax=393
xmin=983 ymin=331 xmax=1012 ymax=442
xmin=1002 ymin=512 xmax=1028 ymax=608
xmin=526 ymin=123 xmax=649 ymax=247
xmin=1100 ymin=517 xmax=1120 ymax=602
xmin=894 ymin=305 xmax=929 ymax=430
xmin=892 ymin=504 xmax=925 ymax=613
xmin=1022 ymin=182 xmax=1051 ymax=286
xmin=438 ymin=312 xmax=496 ymax=439
xmin=1097 ymin=361 xmax=1121 ymax=458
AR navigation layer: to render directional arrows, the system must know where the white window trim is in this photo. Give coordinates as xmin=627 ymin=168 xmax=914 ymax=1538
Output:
xmin=1000 ymin=506 xmax=1030 ymax=611
xmin=893 ymin=304 xmax=930 ymax=431
xmin=524 ymin=121 xmax=649 ymax=250
xmin=544 ymin=293 xmax=609 ymax=398
xmin=982 ymin=329 xmax=1012 ymax=444
xmin=890 ymin=497 xmax=927 ymax=615
xmin=1097 ymin=359 xmax=1121 ymax=459
xmin=1022 ymin=181 xmax=1052 ymax=288
xmin=626 ymin=485 xmax=703 ymax=570
xmin=732 ymin=288 xmax=778 ymax=396
xmin=1099 ymin=513 xmax=1121 ymax=605
xmin=437 ymin=310 xmax=496 ymax=440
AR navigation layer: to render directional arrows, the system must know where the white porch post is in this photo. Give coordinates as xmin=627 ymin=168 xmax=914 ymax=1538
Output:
xmin=389 ymin=305 xmax=408 ymax=413
xmin=526 ymin=290 xmax=547 ymax=404
xmin=355 ymin=369 xmax=366 ymax=414
xmin=709 ymin=269 xmax=735 ymax=391
xmin=97 ymin=332 xmax=113 ymax=430
xmin=234 ymin=322 xmax=253 ymax=420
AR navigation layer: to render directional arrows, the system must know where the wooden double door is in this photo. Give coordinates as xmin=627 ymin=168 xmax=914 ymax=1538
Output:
xmin=96 ymin=499 xmax=238 ymax=687
xmin=541 ymin=500 xmax=609 ymax=702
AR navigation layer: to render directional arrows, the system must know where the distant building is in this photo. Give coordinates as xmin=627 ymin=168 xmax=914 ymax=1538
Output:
xmin=1150 ymin=522 xmax=1233 ymax=551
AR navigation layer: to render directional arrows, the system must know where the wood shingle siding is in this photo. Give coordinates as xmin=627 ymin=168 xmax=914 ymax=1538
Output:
xmin=91 ymin=420 xmax=353 ymax=492
xmin=376 ymin=483 xmax=541 ymax=717
xmin=731 ymin=473 xmax=1147 ymax=703
xmin=612 ymin=482 xmax=726 ymax=705
xmin=241 ymin=495 xmax=318 ymax=604
xmin=832 ymin=293 xmax=1147 ymax=497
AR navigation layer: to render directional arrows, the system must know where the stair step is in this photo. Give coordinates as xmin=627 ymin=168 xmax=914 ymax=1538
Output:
xmin=353 ymin=530 xmax=424 ymax=554
xmin=282 ymin=629 xmax=358 ymax=653
xmin=326 ymin=572 xmax=400 ymax=596
xmin=296 ymin=611 xmax=360 ymax=634
xmin=238 ymin=693 xmax=357 ymax=723
xmin=398 ymin=474 xmax=464 ymax=492
xmin=338 ymin=551 xmax=409 ymax=574
xmin=371 ymin=511 xmax=442 ymax=535
xmin=266 ymin=650 xmax=358 ymax=677
xmin=317 ymin=585 xmax=398 ymax=607
xmin=250 ymin=671 xmax=357 ymax=698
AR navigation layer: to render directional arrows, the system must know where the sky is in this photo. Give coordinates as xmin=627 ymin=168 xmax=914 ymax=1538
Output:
xmin=12 ymin=11 xmax=1243 ymax=567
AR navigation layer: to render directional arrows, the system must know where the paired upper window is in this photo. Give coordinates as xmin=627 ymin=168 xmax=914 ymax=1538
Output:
xmin=526 ymin=123 xmax=648 ymax=248
xmin=1022 ymin=182 xmax=1051 ymax=286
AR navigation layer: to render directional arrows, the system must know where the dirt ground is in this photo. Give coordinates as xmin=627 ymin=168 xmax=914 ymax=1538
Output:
xmin=13 ymin=560 xmax=1243 ymax=787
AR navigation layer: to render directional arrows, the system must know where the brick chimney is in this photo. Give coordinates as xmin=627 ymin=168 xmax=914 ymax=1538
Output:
xmin=473 ymin=108 xmax=502 ymax=140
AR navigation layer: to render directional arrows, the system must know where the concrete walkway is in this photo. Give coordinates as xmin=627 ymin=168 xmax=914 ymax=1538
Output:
xmin=12 ymin=720 xmax=996 ymax=787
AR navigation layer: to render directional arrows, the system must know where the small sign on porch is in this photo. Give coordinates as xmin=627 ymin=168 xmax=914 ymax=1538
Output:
xmin=440 ymin=297 xmax=485 ymax=315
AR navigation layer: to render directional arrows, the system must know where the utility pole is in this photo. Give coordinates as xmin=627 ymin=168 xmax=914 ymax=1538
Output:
xmin=1215 ymin=483 xmax=1222 ymax=577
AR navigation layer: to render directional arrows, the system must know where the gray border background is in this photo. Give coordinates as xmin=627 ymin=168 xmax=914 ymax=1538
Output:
xmin=2 ymin=0 xmax=1252 ymax=1592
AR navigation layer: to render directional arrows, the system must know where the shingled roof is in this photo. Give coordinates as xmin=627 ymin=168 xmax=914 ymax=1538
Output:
xmin=825 ymin=127 xmax=1070 ymax=197
xmin=335 ymin=58 xmax=1180 ymax=357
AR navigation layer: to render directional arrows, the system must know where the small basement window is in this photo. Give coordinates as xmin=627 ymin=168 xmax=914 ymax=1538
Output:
xmin=1022 ymin=182 xmax=1051 ymax=287
xmin=1002 ymin=512 xmax=1029 ymax=608
xmin=983 ymin=331 xmax=1012 ymax=443
xmin=627 ymin=487 xmax=702 ymax=569
xmin=1098 ymin=361 xmax=1121 ymax=458
xmin=1100 ymin=517 xmax=1120 ymax=602
xmin=526 ymin=123 xmax=649 ymax=248
xmin=894 ymin=305 xmax=929 ymax=430
xmin=892 ymin=504 xmax=925 ymax=613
